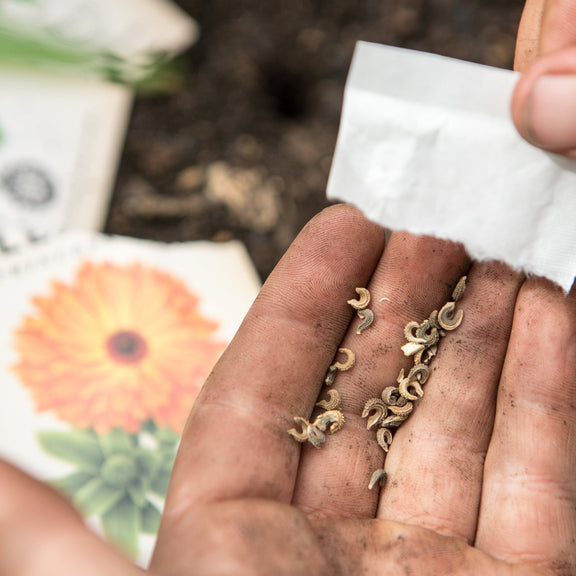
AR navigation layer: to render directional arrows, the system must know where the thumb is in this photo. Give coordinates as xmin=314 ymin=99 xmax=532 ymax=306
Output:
xmin=0 ymin=459 xmax=139 ymax=576
xmin=512 ymin=0 xmax=576 ymax=158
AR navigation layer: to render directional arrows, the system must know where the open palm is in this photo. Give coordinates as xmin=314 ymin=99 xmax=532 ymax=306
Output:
xmin=2 ymin=205 xmax=573 ymax=576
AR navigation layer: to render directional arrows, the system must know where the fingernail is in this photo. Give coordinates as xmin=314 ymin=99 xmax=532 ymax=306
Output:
xmin=524 ymin=75 xmax=576 ymax=150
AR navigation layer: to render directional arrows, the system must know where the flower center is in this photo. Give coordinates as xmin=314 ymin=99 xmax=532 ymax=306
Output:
xmin=107 ymin=330 xmax=148 ymax=364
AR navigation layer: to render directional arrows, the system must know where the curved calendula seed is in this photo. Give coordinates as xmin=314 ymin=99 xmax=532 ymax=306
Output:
xmin=388 ymin=401 xmax=414 ymax=417
xmin=452 ymin=275 xmax=467 ymax=302
xmin=381 ymin=385 xmax=402 ymax=406
xmin=404 ymin=321 xmax=428 ymax=344
xmin=362 ymin=398 xmax=387 ymax=430
xmin=438 ymin=301 xmax=463 ymax=330
xmin=288 ymin=417 xmax=326 ymax=448
xmin=415 ymin=322 xmax=440 ymax=346
xmin=287 ymin=416 xmax=311 ymax=443
xmin=376 ymin=428 xmax=393 ymax=452
xmin=381 ymin=413 xmax=410 ymax=428
xmin=347 ymin=287 xmax=370 ymax=310
xmin=369 ymin=468 xmax=388 ymax=490
xmin=316 ymin=388 xmax=341 ymax=410
xmin=398 ymin=378 xmax=422 ymax=401
xmin=428 ymin=309 xmax=440 ymax=329
xmin=408 ymin=363 xmax=430 ymax=384
xmin=414 ymin=343 xmax=437 ymax=365
xmin=324 ymin=366 xmax=337 ymax=386
xmin=307 ymin=425 xmax=326 ymax=449
xmin=314 ymin=409 xmax=345 ymax=434
xmin=401 ymin=341 xmax=425 ymax=358
xmin=331 ymin=348 xmax=355 ymax=371
xmin=356 ymin=308 xmax=374 ymax=334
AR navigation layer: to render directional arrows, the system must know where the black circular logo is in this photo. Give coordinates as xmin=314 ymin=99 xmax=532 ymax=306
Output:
xmin=1 ymin=164 xmax=56 ymax=207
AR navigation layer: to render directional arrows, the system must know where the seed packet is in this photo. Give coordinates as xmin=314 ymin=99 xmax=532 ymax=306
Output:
xmin=0 ymin=230 xmax=261 ymax=566
xmin=0 ymin=0 xmax=198 ymax=88
xmin=0 ymin=70 xmax=132 ymax=248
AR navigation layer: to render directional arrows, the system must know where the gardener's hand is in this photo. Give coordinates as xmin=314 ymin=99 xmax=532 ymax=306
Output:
xmin=1 ymin=206 xmax=575 ymax=575
xmin=151 ymin=205 xmax=575 ymax=575
xmin=513 ymin=0 xmax=576 ymax=158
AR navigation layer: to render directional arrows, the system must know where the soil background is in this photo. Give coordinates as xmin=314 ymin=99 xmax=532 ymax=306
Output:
xmin=107 ymin=0 xmax=526 ymax=281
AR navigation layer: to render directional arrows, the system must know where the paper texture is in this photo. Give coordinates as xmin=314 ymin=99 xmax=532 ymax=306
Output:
xmin=327 ymin=41 xmax=576 ymax=292
xmin=0 ymin=231 xmax=261 ymax=566
xmin=0 ymin=69 xmax=132 ymax=244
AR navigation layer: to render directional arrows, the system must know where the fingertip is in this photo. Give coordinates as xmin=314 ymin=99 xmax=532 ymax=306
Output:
xmin=512 ymin=47 xmax=576 ymax=158
xmin=301 ymin=203 xmax=386 ymax=251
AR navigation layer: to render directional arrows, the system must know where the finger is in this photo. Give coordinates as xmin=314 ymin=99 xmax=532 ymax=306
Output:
xmin=377 ymin=262 xmax=523 ymax=543
xmin=0 ymin=459 xmax=138 ymax=576
xmin=475 ymin=278 xmax=576 ymax=572
xmin=514 ymin=0 xmax=546 ymax=72
xmin=512 ymin=46 xmax=576 ymax=157
xmin=512 ymin=0 xmax=576 ymax=156
xmin=540 ymin=0 xmax=576 ymax=54
xmin=292 ymin=232 xmax=469 ymax=519
xmin=162 ymin=205 xmax=385 ymax=511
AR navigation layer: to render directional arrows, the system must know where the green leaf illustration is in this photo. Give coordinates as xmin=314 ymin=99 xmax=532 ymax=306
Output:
xmin=52 ymin=471 xmax=94 ymax=497
xmin=149 ymin=469 xmax=172 ymax=498
xmin=127 ymin=478 xmax=148 ymax=509
xmin=101 ymin=496 xmax=140 ymax=559
xmin=158 ymin=448 xmax=177 ymax=473
xmin=0 ymin=27 xmax=184 ymax=93
xmin=155 ymin=427 xmax=179 ymax=448
xmin=140 ymin=419 xmax=157 ymax=434
xmin=74 ymin=477 xmax=125 ymax=517
xmin=98 ymin=428 xmax=136 ymax=457
xmin=140 ymin=501 xmax=161 ymax=535
xmin=100 ymin=453 xmax=138 ymax=487
xmin=37 ymin=430 xmax=103 ymax=473
xmin=135 ymin=448 xmax=161 ymax=478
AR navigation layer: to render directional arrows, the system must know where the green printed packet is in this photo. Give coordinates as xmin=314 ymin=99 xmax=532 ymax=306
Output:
xmin=0 ymin=0 xmax=198 ymax=92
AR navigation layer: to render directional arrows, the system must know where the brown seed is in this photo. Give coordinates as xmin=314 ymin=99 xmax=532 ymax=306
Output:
xmin=369 ymin=468 xmax=388 ymax=490
xmin=356 ymin=308 xmax=374 ymax=334
xmin=347 ymin=287 xmax=370 ymax=310
xmin=331 ymin=348 xmax=355 ymax=371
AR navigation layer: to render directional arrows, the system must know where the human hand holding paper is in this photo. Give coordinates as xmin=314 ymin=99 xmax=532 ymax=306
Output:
xmin=326 ymin=40 xmax=576 ymax=292
xmin=513 ymin=0 xmax=576 ymax=158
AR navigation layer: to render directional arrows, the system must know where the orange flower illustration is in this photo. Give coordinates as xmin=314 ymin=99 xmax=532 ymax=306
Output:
xmin=13 ymin=262 xmax=225 ymax=433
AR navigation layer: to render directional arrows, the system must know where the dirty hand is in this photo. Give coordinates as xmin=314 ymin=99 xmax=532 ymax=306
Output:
xmin=513 ymin=0 xmax=576 ymax=158
xmin=1 ymin=205 xmax=575 ymax=575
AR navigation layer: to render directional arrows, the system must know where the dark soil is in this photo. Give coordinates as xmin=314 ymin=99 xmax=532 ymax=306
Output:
xmin=106 ymin=0 xmax=525 ymax=281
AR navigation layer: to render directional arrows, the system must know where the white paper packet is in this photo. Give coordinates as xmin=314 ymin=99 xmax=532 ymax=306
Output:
xmin=327 ymin=41 xmax=576 ymax=292
xmin=0 ymin=69 xmax=132 ymax=246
